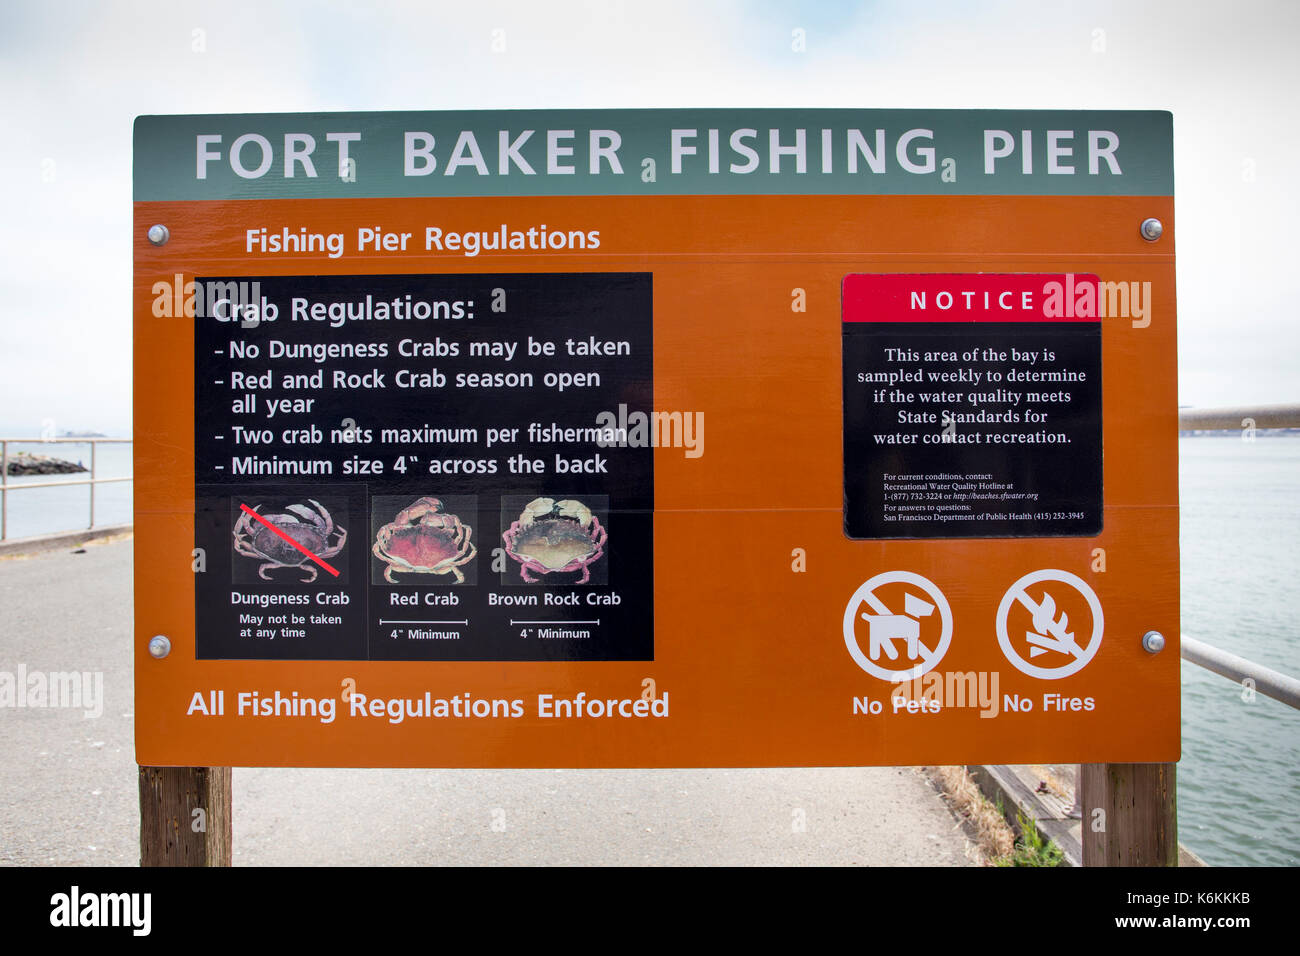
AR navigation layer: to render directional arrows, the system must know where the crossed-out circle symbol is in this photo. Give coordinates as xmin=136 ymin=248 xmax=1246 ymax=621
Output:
xmin=842 ymin=571 xmax=953 ymax=683
xmin=995 ymin=569 xmax=1104 ymax=679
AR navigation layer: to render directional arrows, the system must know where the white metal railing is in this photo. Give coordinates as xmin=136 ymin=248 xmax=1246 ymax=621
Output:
xmin=0 ymin=437 xmax=133 ymax=540
xmin=1179 ymin=402 xmax=1300 ymax=431
xmin=1181 ymin=634 xmax=1300 ymax=710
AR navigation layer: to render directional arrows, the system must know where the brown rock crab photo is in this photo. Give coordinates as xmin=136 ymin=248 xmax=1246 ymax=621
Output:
xmin=502 ymin=496 xmax=607 ymax=584
xmin=232 ymin=499 xmax=347 ymax=583
xmin=371 ymin=496 xmax=476 ymax=584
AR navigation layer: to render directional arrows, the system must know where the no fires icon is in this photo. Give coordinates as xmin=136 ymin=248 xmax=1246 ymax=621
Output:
xmin=995 ymin=569 xmax=1104 ymax=679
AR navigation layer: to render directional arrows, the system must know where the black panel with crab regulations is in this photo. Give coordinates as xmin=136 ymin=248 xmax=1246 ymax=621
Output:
xmin=193 ymin=272 xmax=653 ymax=661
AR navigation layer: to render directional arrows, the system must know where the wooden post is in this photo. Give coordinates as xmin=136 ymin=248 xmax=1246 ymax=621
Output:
xmin=139 ymin=766 xmax=233 ymax=866
xmin=1080 ymin=762 xmax=1177 ymax=866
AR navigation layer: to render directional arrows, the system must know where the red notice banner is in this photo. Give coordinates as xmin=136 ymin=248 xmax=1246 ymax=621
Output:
xmin=843 ymin=273 xmax=1104 ymax=323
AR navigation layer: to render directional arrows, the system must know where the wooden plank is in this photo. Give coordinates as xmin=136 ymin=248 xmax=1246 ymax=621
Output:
xmin=998 ymin=765 xmax=1082 ymax=867
xmin=1080 ymin=762 xmax=1177 ymax=867
xmin=138 ymin=766 xmax=232 ymax=866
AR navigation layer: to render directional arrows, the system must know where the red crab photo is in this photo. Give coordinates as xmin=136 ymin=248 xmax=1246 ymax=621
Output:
xmin=370 ymin=495 xmax=478 ymax=586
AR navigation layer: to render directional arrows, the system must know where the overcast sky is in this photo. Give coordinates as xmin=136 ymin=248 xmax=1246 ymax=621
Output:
xmin=1 ymin=0 xmax=1296 ymax=435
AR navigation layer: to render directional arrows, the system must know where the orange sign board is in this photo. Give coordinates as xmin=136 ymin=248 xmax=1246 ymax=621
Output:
xmin=133 ymin=110 xmax=1177 ymax=767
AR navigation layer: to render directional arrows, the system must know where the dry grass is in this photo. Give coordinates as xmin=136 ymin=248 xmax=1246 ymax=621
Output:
xmin=925 ymin=765 xmax=1016 ymax=865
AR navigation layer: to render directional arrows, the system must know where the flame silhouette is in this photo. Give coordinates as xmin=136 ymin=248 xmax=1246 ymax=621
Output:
xmin=1031 ymin=590 xmax=1072 ymax=640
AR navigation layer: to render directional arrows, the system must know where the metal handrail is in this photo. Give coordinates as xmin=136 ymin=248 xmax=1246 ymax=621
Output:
xmin=1179 ymin=403 xmax=1300 ymax=430
xmin=1182 ymin=635 xmax=1300 ymax=711
xmin=0 ymin=437 xmax=133 ymax=540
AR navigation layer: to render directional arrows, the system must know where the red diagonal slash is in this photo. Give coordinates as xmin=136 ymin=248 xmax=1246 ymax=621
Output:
xmin=239 ymin=503 xmax=341 ymax=577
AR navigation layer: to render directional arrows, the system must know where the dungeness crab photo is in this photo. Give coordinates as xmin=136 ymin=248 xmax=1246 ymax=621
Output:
xmin=371 ymin=496 xmax=476 ymax=584
xmin=232 ymin=499 xmax=347 ymax=583
xmin=502 ymin=497 xmax=607 ymax=584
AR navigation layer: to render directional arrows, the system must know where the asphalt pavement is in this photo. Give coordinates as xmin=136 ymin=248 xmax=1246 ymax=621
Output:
xmin=0 ymin=537 xmax=974 ymax=866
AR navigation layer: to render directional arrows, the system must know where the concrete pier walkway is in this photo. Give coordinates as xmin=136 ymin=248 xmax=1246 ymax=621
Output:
xmin=0 ymin=537 xmax=975 ymax=866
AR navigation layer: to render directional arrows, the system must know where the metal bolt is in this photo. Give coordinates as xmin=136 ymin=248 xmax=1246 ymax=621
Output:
xmin=147 ymin=224 xmax=170 ymax=246
xmin=1141 ymin=630 xmax=1166 ymax=654
xmin=148 ymin=635 xmax=172 ymax=659
xmin=1139 ymin=218 xmax=1164 ymax=241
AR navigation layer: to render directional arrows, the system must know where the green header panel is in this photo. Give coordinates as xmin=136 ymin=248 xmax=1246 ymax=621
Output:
xmin=134 ymin=109 xmax=1172 ymax=201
